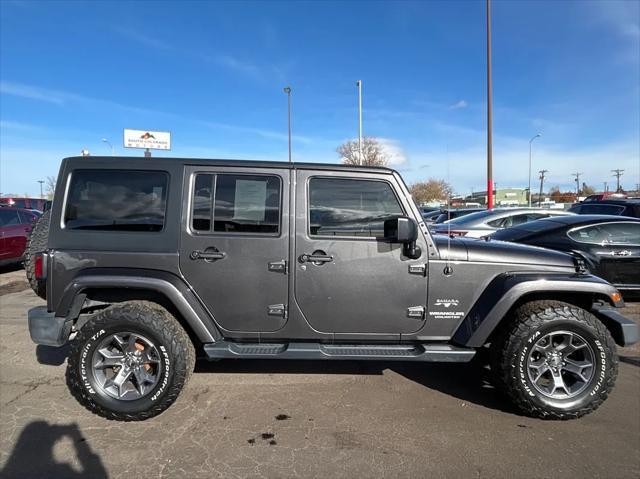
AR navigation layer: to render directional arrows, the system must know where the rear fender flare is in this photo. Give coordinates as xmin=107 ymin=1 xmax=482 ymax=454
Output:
xmin=56 ymin=269 xmax=222 ymax=343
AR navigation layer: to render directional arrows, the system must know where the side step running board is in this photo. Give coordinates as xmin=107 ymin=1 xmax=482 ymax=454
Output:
xmin=203 ymin=341 xmax=475 ymax=363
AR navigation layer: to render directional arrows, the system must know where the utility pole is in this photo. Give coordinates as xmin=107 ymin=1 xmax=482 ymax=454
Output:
xmin=486 ymin=0 xmax=494 ymax=209
xmin=603 ymin=181 xmax=608 ymax=193
xmin=356 ymin=80 xmax=363 ymax=166
xmin=37 ymin=180 xmax=44 ymax=199
xmin=528 ymin=133 xmax=542 ymax=207
xmin=283 ymin=87 xmax=292 ymax=163
xmin=611 ymin=169 xmax=624 ymax=193
xmin=572 ymin=172 xmax=582 ymax=196
xmin=538 ymin=169 xmax=548 ymax=205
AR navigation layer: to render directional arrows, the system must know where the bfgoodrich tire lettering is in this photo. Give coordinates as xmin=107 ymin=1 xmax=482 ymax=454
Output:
xmin=491 ymin=300 xmax=618 ymax=419
xmin=66 ymin=301 xmax=195 ymax=421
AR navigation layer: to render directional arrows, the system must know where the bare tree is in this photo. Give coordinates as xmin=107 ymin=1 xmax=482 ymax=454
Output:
xmin=581 ymin=183 xmax=596 ymax=196
xmin=337 ymin=137 xmax=390 ymax=166
xmin=46 ymin=176 xmax=57 ymax=200
xmin=409 ymin=179 xmax=452 ymax=205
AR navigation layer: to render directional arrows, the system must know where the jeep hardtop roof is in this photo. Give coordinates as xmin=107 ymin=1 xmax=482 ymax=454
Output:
xmin=62 ymin=156 xmax=398 ymax=175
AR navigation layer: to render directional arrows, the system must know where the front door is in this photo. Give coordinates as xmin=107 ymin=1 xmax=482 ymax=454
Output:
xmin=294 ymin=171 xmax=428 ymax=335
xmin=180 ymin=166 xmax=290 ymax=332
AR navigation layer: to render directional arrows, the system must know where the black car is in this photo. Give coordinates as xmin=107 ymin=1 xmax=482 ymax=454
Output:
xmin=569 ymin=199 xmax=639 ymax=218
xmin=492 ymin=215 xmax=640 ymax=296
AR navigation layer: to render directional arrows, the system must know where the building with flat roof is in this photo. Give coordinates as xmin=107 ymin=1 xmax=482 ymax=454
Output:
xmin=466 ymin=188 xmax=528 ymax=206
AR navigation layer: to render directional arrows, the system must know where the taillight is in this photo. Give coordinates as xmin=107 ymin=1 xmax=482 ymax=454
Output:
xmin=34 ymin=253 xmax=44 ymax=279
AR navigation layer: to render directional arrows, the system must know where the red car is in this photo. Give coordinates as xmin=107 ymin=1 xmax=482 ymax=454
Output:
xmin=0 ymin=207 xmax=41 ymax=266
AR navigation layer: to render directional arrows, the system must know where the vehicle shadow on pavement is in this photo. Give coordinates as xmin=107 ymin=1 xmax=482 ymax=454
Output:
xmin=36 ymin=344 xmax=71 ymax=366
xmin=620 ymin=355 xmax=640 ymax=367
xmin=0 ymin=421 xmax=107 ymax=479
xmin=195 ymin=355 xmax=519 ymax=416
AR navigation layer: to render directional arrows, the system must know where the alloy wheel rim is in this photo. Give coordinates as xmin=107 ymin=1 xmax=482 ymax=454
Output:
xmin=91 ymin=332 xmax=162 ymax=401
xmin=526 ymin=330 xmax=595 ymax=400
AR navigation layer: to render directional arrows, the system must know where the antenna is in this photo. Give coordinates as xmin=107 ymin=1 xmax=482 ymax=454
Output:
xmin=611 ymin=169 xmax=624 ymax=193
xmin=446 ymin=143 xmax=452 ymax=276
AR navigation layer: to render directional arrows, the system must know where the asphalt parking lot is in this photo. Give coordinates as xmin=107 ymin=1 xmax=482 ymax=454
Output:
xmin=0 ymin=267 xmax=638 ymax=479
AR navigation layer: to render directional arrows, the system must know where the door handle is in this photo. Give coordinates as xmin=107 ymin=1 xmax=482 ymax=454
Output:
xmin=612 ymin=250 xmax=632 ymax=256
xmin=190 ymin=250 xmax=226 ymax=261
xmin=298 ymin=253 xmax=333 ymax=264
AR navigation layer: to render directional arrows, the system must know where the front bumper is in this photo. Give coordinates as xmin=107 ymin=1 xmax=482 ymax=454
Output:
xmin=592 ymin=305 xmax=639 ymax=347
xmin=28 ymin=306 xmax=72 ymax=347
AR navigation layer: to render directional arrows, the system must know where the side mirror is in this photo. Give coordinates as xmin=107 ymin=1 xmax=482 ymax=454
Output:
xmin=384 ymin=216 xmax=421 ymax=259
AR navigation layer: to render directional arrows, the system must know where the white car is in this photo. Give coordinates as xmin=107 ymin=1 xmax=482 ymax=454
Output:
xmin=430 ymin=208 xmax=574 ymax=238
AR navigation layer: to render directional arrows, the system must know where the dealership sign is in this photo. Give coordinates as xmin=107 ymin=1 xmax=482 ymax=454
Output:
xmin=123 ymin=129 xmax=171 ymax=150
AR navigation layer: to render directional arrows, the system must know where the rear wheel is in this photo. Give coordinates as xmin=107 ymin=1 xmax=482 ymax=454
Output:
xmin=66 ymin=301 xmax=195 ymax=421
xmin=25 ymin=209 xmax=50 ymax=299
xmin=491 ymin=300 xmax=618 ymax=419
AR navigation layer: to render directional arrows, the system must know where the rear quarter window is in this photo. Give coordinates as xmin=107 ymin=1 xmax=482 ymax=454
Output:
xmin=64 ymin=170 xmax=169 ymax=232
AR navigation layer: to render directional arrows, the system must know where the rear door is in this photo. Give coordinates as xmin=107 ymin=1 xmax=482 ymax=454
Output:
xmin=293 ymin=170 xmax=428 ymax=335
xmin=180 ymin=166 xmax=290 ymax=332
xmin=567 ymin=221 xmax=640 ymax=288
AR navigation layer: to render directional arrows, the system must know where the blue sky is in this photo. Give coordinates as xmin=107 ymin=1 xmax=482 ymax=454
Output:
xmin=1 ymin=0 xmax=639 ymax=196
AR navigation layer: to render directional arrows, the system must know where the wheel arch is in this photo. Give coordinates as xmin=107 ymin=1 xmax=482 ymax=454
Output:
xmin=452 ymin=272 xmax=622 ymax=348
xmin=56 ymin=268 xmax=222 ymax=344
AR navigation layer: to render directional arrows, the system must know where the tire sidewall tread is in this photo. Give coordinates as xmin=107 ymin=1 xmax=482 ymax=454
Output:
xmin=492 ymin=300 xmax=618 ymax=420
xmin=66 ymin=301 xmax=195 ymax=421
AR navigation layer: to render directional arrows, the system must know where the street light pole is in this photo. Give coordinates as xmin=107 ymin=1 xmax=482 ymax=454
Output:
xmin=37 ymin=180 xmax=44 ymax=199
xmin=528 ymin=133 xmax=542 ymax=207
xmin=283 ymin=87 xmax=292 ymax=163
xmin=486 ymin=0 xmax=494 ymax=209
xmin=356 ymin=80 xmax=363 ymax=165
xmin=101 ymin=138 xmax=115 ymax=156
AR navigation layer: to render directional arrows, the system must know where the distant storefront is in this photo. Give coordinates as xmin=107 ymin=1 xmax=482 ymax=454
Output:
xmin=466 ymin=188 xmax=528 ymax=206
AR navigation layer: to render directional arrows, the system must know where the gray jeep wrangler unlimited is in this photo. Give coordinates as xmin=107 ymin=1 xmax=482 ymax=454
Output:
xmin=27 ymin=156 xmax=638 ymax=421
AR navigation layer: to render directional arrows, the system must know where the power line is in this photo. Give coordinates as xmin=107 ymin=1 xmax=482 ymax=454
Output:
xmin=611 ymin=169 xmax=624 ymax=193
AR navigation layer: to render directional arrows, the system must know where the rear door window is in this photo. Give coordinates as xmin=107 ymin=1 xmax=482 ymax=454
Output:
xmin=64 ymin=170 xmax=169 ymax=231
xmin=190 ymin=173 xmax=281 ymax=234
xmin=568 ymin=222 xmax=640 ymax=245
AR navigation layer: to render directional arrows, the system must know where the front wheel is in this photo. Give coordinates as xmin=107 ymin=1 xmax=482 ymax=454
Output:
xmin=491 ymin=300 xmax=618 ymax=420
xmin=66 ymin=301 xmax=195 ymax=421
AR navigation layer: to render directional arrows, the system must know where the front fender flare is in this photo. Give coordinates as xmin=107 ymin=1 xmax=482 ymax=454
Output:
xmin=452 ymin=272 xmax=621 ymax=348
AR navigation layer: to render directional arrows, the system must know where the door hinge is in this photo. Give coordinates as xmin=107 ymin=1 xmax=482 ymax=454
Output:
xmin=268 ymin=260 xmax=288 ymax=274
xmin=267 ymin=304 xmax=287 ymax=319
xmin=407 ymin=306 xmax=425 ymax=320
xmin=408 ymin=264 xmax=427 ymax=276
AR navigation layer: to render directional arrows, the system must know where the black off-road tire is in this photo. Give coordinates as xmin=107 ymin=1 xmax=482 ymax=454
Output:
xmin=25 ymin=209 xmax=50 ymax=300
xmin=491 ymin=300 xmax=618 ymax=420
xmin=66 ymin=301 xmax=195 ymax=421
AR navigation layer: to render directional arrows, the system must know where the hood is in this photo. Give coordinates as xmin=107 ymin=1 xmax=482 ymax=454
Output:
xmin=433 ymin=236 xmax=576 ymax=269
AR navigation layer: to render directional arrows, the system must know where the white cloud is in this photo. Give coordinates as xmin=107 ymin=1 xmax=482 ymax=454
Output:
xmin=378 ymin=138 xmax=407 ymax=166
xmin=449 ymin=100 xmax=468 ymax=110
xmin=0 ymin=81 xmax=64 ymax=105
xmin=402 ymin=138 xmax=640 ymax=195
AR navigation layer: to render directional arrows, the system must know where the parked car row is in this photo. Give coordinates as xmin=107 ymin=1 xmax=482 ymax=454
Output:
xmin=492 ymin=215 xmax=640 ymax=296
xmin=423 ymin=198 xmax=639 ymax=298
